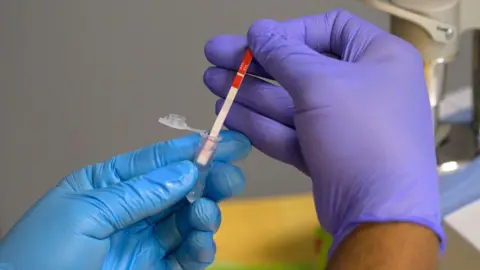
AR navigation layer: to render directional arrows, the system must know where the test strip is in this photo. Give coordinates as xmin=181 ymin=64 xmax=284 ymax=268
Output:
xmin=209 ymin=49 xmax=253 ymax=138
xmin=195 ymin=49 xmax=253 ymax=166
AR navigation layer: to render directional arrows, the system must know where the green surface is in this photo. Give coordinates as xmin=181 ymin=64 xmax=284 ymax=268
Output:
xmin=315 ymin=227 xmax=333 ymax=270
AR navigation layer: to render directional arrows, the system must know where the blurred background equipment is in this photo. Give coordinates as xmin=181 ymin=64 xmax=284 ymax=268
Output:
xmin=364 ymin=0 xmax=480 ymax=168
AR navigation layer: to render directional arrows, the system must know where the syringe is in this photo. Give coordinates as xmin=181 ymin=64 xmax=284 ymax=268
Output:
xmin=186 ymin=49 xmax=253 ymax=202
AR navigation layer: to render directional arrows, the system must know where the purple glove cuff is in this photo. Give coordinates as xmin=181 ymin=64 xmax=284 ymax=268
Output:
xmin=328 ymin=216 xmax=446 ymax=258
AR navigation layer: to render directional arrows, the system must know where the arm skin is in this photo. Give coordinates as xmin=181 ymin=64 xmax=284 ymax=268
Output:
xmin=327 ymin=223 xmax=440 ymax=270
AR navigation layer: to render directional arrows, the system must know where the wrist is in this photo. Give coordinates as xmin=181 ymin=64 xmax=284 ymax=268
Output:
xmin=327 ymin=222 xmax=440 ymax=270
xmin=331 ymin=216 xmax=445 ymax=258
xmin=313 ymin=169 xmax=445 ymax=255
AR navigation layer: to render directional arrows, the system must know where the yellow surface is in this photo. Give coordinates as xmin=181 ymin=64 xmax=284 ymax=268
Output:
xmin=214 ymin=193 xmax=319 ymax=264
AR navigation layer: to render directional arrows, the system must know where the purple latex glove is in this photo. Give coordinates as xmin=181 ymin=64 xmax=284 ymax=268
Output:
xmin=203 ymin=9 xmax=444 ymax=252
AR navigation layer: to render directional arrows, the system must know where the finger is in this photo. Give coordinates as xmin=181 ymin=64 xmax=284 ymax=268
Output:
xmin=216 ymin=99 xmax=307 ymax=173
xmin=204 ymin=34 xmax=272 ymax=79
xmin=246 ymin=18 xmax=337 ymax=98
xmin=204 ymin=10 xmax=382 ymax=74
xmin=246 ymin=10 xmax=389 ymax=95
xmin=187 ymin=199 xmax=222 ymax=232
xmin=87 ymin=130 xmax=251 ymax=188
xmin=204 ymin=67 xmax=295 ymax=127
xmin=269 ymin=10 xmax=386 ymax=60
xmin=205 ymin=162 xmax=245 ymax=202
xmin=81 ymin=161 xmax=197 ymax=238
xmin=205 ymin=11 xmax=389 ymax=105
xmin=147 ymin=162 xmax=246 ymax=224
xmin=154 ymin=199 xmax=221 ymax=254
xmin=167 ymin=231 xmax=216 ymax=270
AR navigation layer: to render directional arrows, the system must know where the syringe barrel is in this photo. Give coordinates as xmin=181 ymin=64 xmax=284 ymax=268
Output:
xmin=186 ymin=133 xmax=221 ymax=203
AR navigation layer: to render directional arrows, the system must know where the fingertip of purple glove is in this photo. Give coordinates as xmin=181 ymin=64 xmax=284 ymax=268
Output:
xmin=203 ymin=67 xmax=229 ymax=93
xmin=247 ymin=18 xmax=280 ymax=37
xmin=204 ymin=35 xmax=247 ymax=65
xmin=247 ymin=19 xmax=283 ymax=55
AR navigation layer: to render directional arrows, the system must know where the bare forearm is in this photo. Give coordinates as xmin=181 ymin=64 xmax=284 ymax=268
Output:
xmin=327 ymin=223 xmax=440 ymax=270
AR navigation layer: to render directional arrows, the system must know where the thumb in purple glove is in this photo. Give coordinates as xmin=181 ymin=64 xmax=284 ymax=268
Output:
xmin=203 ymin=9 xmax=444 ymax=253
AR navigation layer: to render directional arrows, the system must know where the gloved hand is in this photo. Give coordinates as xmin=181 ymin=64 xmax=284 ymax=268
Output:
xmin=0 ymin=131 xmax=251 ymax=270
xmin=203 ymin=9 xmax=444 ymax=252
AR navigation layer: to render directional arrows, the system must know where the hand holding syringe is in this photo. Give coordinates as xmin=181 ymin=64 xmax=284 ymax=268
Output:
xmin=158 ymin=49 xmax=253 ymax=202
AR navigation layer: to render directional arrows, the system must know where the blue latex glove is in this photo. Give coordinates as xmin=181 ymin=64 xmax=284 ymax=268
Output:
xmin=0 ymin=131 xmax=251 ymax=270
xmin=203 ymin=9 xmax=444 ymax=252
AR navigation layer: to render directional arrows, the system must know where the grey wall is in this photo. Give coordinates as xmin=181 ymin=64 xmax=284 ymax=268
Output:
xmin=0 ymin=0 xmax=474 ymax=253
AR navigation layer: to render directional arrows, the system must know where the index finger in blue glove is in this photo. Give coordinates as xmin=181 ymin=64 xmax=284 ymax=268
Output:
xmin=87 ymin=130 xmax=251 ymax=189
xmin=81 ymin=161 xmax=198 ymax=239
